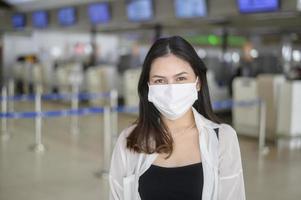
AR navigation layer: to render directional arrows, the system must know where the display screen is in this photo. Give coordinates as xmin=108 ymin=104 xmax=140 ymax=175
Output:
xmin=238 ymin=0 xmax=279 ymax=13
xmin=12 ymin=13 xmax=26 ymax=28
xmin=88 ymin=3 xmax=111 ymax=24
xmin=57 ymin=7 xmax=76 ymax=26
xmin=32 ymin=11 xmax=48 ymax=28
xmin=126 ymin=0 xmax=153 ymax=21
xmin=174 ymin=0 xmax=207 ymax=18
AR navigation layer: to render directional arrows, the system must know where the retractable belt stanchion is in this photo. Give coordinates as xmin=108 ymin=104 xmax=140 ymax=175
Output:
xmin=1 ymin=86 xmax=10 ymax=141
xmin=69 ymin=70 xmax=82 ymax=135
xmin=8 ymin=79 xmax=15 ymax=113
xmin=95 ymin=105 xmax=111 ymax=179
xmin=110 ymin=90 xmax=118 ymax=144
xmin=258 ymin=99 xmax=269 ymax=156
xmin=71 ymin=83 xmax=80 ymax=135
xmin=8 ymin=79 xmax=15 ymax=133
xmin=103 ymin=106 xmax=111 ymax=176
xmin=29 ymin=84 xmax=46 ymax=153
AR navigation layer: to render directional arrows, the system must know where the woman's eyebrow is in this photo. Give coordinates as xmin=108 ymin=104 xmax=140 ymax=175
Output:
xmin=151 ymin=75 xmax=166 ymax=78
xmin=151 ymin=72 xmax=188 ymax=78
xmin=173 ymin=72 xmax=188 ymax=77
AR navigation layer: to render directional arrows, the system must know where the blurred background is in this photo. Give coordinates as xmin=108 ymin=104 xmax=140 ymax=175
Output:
xmin=0 ymin=0 xmax=300 ymax=199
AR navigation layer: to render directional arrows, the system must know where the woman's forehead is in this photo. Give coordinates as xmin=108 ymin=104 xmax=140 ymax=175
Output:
xmin=149 ymin=54 xmax=194 ymax=77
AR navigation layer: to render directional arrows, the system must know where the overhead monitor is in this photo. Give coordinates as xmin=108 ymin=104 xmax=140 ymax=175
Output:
xmin=88 ymin=2 xmax=111 ymax=24
xmin=174 ymin=0 xmax=207 ymax=18
xmin=126 ymin=0 xmax=153 ymax=21
xmin=238 ymin=0 xmax=279 ymax=13
xmin=32 ymin=10 xmax=48 ymax=28
xmin=12 ymin=13 xmax=26 ymax=28
xmin=57 ymin=7 xmax=77 ymax=26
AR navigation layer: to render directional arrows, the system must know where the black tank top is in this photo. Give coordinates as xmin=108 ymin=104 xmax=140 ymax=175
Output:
xmin=138 ymin=162 xmax=203 ymax=200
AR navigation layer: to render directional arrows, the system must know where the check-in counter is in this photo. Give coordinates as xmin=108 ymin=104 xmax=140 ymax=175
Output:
xmin=85 ymin=65 xmax=117 ymax=106
xmin=123 ymin=68 xmax=141 ymax=107
xmin=55 ymin=62 xmax=83 ymax=94
xmin=257 ymin=74 xmax=285 ymax=141
xmin=232 ymin=77 xmax=259 ymax=137
xmin=233 ymin=74 xmax=288 ymax=141
xmin=277 ymin=80 xmax=301 ymax=149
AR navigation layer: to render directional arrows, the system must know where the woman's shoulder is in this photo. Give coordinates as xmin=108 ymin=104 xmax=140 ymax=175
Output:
xmin=218 ymin=123 xmax=236 ymax=133
xmin=218 ymin=123 xmax=239 ymax=143
xmin=217 ymin=123 xmax=242 ymax=155
xmin=113 ymin=124 xmax=140 ymax=170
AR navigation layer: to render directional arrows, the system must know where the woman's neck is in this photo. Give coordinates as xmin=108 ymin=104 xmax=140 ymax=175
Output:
xmin=161 ymin=108 xmax=196 ymax=132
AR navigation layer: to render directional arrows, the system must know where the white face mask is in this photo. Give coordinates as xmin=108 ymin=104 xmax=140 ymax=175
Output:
xmin=148 ymin=77 xmax=199 ymax=120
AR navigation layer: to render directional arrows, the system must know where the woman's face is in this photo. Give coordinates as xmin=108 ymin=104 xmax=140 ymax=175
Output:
xmin=149 ymin=54 xmax=200 ymax=90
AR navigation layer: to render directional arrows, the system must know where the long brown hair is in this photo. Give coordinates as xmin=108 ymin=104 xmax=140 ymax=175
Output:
xmin=126 ymin=36 xmax=220 ymax=158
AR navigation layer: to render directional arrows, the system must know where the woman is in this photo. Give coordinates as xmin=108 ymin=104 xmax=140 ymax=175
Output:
xmin=109 ymin=36 xmax=246 ymax=200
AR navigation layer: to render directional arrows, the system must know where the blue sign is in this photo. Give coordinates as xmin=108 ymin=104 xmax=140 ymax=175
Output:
xmin=238 ymin=0 xmax=279 ymax=13
xmin=58 ymin=7 xmax=76 ymax=26
xmin=12 ymin=13 xmax=26 ymax=28
xmin=32 ymin=11 xmax=48 ymax=28
xmin=88 ymin=3 xmax=111 ymax=24
xmin=174 ymin=0 xmax=207 ymax=18
xmin=126 ymin=0 xmax=153 ymax=21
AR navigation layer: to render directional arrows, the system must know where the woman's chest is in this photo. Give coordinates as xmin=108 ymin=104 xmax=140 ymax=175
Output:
xmin=153 ymin=130 xmax=201 ymax=167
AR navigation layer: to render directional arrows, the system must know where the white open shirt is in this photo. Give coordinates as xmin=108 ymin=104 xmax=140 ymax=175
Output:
xmin=109 ymin=107 xmax=246 ymax=200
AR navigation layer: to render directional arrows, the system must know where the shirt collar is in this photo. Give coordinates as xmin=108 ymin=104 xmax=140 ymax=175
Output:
xmin=192 ymin=107 xmax=220 ymax=129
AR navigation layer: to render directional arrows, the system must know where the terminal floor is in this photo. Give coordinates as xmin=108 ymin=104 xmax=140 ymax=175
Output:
xmin=0 ymin=102 xmax=300 ymax=200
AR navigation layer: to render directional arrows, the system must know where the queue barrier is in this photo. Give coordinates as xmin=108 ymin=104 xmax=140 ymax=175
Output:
xmin=0 ymin=92 xmax=111 ymax=102
xmin=0 ymin=87 xmax=268 ymax=177
xmin=0 ymin=106 xmax=141 ymax=119
xmin=212 ymin=99 xmax=260 ymax=110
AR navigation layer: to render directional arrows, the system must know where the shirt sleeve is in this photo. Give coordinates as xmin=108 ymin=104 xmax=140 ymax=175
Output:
xmin=109 ymin=129 xmax=128 ymax=200
xmin=218 ymin=123 xmax=246 ymax=200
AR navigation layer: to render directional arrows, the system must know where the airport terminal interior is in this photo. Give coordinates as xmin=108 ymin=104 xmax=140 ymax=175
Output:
xmin=0 ymin=0 xmax=301 ymax=199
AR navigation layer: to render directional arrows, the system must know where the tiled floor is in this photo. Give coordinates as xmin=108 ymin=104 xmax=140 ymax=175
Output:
xmin=0 ymin=102 xmax=300 ymax=200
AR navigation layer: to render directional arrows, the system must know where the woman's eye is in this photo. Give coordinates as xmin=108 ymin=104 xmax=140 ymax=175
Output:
xmin=154 ymin=79 xmax=165 ymax=84
xmin=176 ymin=77 xmax=187 ymax=81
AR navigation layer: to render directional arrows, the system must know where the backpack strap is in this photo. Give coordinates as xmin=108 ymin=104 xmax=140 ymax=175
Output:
xmin=214 ymin=128 xmax=219 ymax=140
